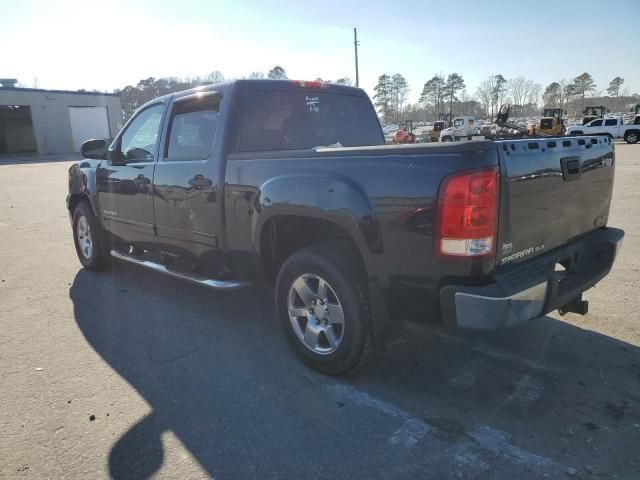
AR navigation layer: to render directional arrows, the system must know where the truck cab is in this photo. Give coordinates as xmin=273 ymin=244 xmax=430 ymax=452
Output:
xmin=440 ymin=116 xmax=476 ymax=142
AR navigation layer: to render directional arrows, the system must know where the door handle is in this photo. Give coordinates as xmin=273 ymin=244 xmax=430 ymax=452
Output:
xmin=189 ymin=175 xmax=213 ymax=189
xmin=134 ymin=174 xmax=151 ymax=187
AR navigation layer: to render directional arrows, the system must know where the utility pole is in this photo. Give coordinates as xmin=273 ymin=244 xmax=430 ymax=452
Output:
xmin=353 ymin=27 xmax=360 ymax=87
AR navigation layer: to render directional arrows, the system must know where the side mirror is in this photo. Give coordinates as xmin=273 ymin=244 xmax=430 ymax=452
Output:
xmin=80 ymin=139 xmax=108 ymax=159
xmin=107 ymin=141 xmax=126 ymax=166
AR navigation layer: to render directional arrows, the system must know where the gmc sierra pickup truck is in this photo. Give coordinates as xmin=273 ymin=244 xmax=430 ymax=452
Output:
xmin=67 ymin=79 xmax=624 ymax=375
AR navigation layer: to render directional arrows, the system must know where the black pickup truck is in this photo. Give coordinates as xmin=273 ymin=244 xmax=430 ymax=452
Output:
xmin=67 ymin=79 xmax=624 ymax=375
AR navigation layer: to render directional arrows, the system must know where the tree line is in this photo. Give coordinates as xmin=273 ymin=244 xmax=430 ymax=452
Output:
xmin=373 ymin=72 xmax=638 ymax=123
xmin=114 ymin=66 xmax=637 ymax=124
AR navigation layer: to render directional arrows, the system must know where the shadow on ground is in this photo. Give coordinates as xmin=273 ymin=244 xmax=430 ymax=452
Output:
xmin=69 ymin=264 xmax=640 ymax=479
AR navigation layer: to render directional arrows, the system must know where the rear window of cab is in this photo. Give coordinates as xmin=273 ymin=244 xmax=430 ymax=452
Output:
xmin=239 ymin=90 xmax=383 ymax=152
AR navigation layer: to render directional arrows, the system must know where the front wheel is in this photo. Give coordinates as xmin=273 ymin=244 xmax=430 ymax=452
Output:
xmin=275 ymin=244 xmax=371 ymax=375
xmin=441 ymin=136 xmax=453 ymax=142
xmin=72 ymin=201 xmax=109 ymax=270
xmin=624 ymin=131 xmax=639 ymax=144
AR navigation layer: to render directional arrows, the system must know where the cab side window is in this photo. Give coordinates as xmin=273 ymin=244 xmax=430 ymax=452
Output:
xmin=589 ymin=119 xmax=603 ymax=127
xmin=120 ymin=104 xmax=164 ymax=163
xmin=604 ymin=119 xmax=617 ymax=126
xmin=165 ymin=95 xmax=220 ymax=160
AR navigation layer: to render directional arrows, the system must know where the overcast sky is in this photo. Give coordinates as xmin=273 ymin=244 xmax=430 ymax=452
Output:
xmin=2 ymin=0 xmax=639 ymax=102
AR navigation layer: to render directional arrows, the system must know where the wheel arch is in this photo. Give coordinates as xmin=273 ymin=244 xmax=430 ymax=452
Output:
xmin=250 ymin=173 xmax=382 ymax=282
xmin=67 ymin=162 xmax=101 ymax=222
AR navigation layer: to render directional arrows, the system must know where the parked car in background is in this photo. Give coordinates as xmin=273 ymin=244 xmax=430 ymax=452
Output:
xmin=566 ymin=117 xmax=640 ymax=144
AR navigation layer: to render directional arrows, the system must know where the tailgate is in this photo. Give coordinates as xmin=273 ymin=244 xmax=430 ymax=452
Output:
xmin=495 ymin=136 xmax=615 ymax=267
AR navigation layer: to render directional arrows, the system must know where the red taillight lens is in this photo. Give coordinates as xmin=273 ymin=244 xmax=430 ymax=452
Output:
xmin=435 ymin=167 xmax=499 ymax=257
xmin=292 ymin=80 xmax=328 ymax=88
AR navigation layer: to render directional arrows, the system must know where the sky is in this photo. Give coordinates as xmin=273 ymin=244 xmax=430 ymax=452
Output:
xmin=2 ymin=0 xmax=639 ymax=103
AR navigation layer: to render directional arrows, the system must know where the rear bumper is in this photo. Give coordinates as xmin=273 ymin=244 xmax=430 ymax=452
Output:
xmin=439 ymin=227 xmax=624 ymax=329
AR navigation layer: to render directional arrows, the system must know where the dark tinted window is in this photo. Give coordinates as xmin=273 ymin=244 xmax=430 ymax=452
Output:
xmin=166 ymin=94 xmax=219 ymax=160
xmin=589 ymin=119 xmax=603 ymax=127
xmin=604 ymin=119 xmax=617 ymax=126
xmin=239 ymin=90 xmax=382 ymax=152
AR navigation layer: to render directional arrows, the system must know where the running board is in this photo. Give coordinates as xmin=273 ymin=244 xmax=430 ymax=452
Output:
xmin=110 ymin=250 xmax=249 ymax=290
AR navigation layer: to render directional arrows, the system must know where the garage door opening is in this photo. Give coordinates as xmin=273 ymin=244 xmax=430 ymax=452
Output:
xmin=68 ymin=106 xmax=110 ymax=152
xmin=0 ymin=105 xmax=38 ymax=154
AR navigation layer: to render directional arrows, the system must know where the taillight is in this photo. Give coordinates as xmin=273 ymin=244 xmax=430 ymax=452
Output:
xmin=435 ymin=167 xmax=499 ymax=257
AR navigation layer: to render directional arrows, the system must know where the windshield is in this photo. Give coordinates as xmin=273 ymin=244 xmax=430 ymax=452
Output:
xmin=454 ymin=118 xmax=464 ymax=127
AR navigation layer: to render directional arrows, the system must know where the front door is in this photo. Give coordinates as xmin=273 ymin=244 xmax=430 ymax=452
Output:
xmin=152 ymin=92 xmax=224 ymax=275
xmin=97 ymin=102 xmax=165 ymax=246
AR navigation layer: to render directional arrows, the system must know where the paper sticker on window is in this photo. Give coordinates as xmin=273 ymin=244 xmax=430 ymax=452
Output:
xmin=306 ymin=95 xmax=320 ymax=113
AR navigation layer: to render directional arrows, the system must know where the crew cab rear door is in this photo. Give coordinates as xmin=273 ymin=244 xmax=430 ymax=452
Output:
xmin=495 ymin=137 xmax=615 ymax=267
xmin=603 ymin=118 xmax=619 ymax=137
xmin=152 ymin=91 xmax=226 ymax=274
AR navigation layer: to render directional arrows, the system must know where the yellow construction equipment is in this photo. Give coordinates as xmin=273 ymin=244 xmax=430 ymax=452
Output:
xmin=531 ymin=108 xmax=565 ymax=136
xmin=582 ymin=106 xmax=605 ymax=125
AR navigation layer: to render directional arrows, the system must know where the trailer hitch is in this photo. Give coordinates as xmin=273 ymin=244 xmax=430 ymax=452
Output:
xmin=558 ymin=295 xmax=589 ymax=316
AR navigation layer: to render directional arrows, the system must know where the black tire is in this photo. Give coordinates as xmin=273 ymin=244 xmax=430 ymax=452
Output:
xmin=441 ymin=136 xmax=453 ymax=142
xmin=624 ymin=131 xmax=639 ymax=144
xmin=72 ymin=201 xmax=109 ymax=271
xmin=275 ymin=243 xmax=372 ymax=376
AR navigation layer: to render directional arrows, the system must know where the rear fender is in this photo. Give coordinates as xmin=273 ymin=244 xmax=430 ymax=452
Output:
xmin=252 ymin=173 xmax=382 ymax=269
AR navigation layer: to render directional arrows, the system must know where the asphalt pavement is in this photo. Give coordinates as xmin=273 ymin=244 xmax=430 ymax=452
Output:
xmin=1 ymin=146 xmax=639 ymax=479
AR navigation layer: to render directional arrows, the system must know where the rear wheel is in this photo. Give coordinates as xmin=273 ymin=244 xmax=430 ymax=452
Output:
xmin=624 ymin=131 xmax=639 ymax=144
xmin=275 ymin=243 xmax=371 ymax=375
xmin=72 ymin=201 xmax=109 ymax=270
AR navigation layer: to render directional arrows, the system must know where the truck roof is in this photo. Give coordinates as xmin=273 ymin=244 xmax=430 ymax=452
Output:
xmin=140 ymin=79 xmax=368 ymax=111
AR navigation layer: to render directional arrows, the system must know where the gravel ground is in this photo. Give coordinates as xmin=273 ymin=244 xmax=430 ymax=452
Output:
xmin=1 ymin=146 xmax=639 ymax=479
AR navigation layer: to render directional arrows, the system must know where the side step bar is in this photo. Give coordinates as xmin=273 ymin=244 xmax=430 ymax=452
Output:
xmin=110 ymin=250 xmax=249 ymax=290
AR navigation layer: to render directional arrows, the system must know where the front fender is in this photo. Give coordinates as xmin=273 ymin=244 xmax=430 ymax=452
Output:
xmin=252 ymin=172 xmax=382 ymax=262
xmin=67 ymin=160 xmax=102 ymax=224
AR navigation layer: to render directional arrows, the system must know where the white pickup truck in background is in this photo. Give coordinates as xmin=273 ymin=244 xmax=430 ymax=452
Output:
xmin=566 ymin=116 xmax=640 ymax=144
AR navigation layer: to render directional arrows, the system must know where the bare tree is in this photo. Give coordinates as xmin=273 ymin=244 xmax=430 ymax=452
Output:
xmin=508 ymin=77 xmax=527 ymax=109
xmin=475 ymin=80 xmax=493 ymax=118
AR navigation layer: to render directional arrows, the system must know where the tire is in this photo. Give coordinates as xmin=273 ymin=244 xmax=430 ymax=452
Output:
xmin=275 ymin=243 xmax=372 ymax=375
xmin=624 ymin=131 xmax=639 ymax=144
xmin=441 ymin=136 xmax=453 ymax=142
xmin=72 ymin=201 xmax=109 ymax=271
